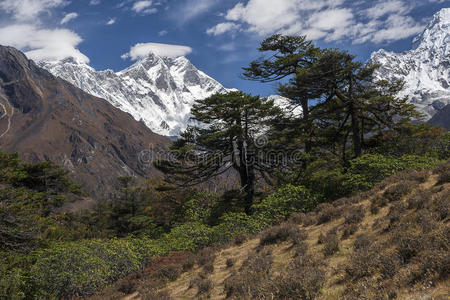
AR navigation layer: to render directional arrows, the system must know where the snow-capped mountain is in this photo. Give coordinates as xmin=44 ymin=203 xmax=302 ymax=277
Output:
xmin=371 ymin=8 xmax=450 ymax=119
xmin=40 ymin=53 xmax=228 ymax=136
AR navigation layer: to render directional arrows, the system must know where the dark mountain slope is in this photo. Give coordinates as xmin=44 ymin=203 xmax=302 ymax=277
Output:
xmin=428 ymin=104 xmax=450 ymax=130
xmin=0 ymin=46 xmax=169 ymax=197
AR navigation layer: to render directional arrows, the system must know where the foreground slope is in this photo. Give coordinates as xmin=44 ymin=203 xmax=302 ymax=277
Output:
xmin=0 ymin=46 xmax=169 ymax=196
xmin=91 ymin=162 xmax=449 ymax=300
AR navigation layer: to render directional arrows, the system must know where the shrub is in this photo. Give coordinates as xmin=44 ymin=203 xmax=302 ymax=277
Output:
xmin=156 ymin=265 xmax=182 ymax=282
xmin=316 ymin=203 xmax=341 ymax=224
xmin=394 ymin=228 xmax=424 ymax=264
xmin=224 ymin=250 xmax=273 ymax=298
xmin=213 ymin=212 xmax=264 ymax=243
xmin=202 ymin=263 xmax=214 ymax=274
xmin=161 ymin=222 xmax=216 ymax=252
xmin=196 ymin=248 xmax=215 ymax=266
xmin=344 ymin=205 xmax=365 ymax=225
xmin=225 ymin=258 xmax=235 ymax=268
xmin=233 ymin=233 xmax=248 ymax=246
xmin=317 ymin=232 xmax=326 ymax=245
xmin=181 ymin=253 xmax=196 ymax=272
xmin=433 ymin=161 xmax=450 ymax=184
xmin=196 ymin=279 xmax=214 ymax=296
xmin=386 ymin=203 xmax=407 ymax=230
xmin=272 ymin=255 xmax=325 ymax=300
xmin=259 ymin=223 xmax=306 ymax=246
xmin=302 ymin=213 xmax=317 ymax=227
xmin=383 ymin=181 xmax=415 ymax=202
xmin=345 ymin=249 xmax=378 ymax=279
xmin=341 ymin=223 xmax=358 ymax=239
xmin=323 ymin=232 xmax=339 ymax=256
xmin=252 ymin=185 xmax=318 ymax=225
xmin=371 ymin=194 xmax=388 ymax=210
xmin=407 ymin=189 xmax=431 ymax=210
xmin=288 ymin=212 xmax=306 ymax=224
xmin=429 ymin=192 xmax=449 ymax=221
xmin=26 ymin=238 xmax=153 ymax=299
xmin=353 ymin=234 xmax=371 ymax=251
xmin=378 ymin=249 xmax=401 ymax=279
xmin=344 ymin=154 xmax=440 ymax=192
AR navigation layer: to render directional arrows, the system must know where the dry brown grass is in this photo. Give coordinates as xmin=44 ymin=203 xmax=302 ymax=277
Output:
xmin=90 ymin=164 xmax=449 ymax=300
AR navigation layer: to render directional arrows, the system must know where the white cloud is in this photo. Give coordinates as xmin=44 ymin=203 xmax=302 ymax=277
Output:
xmin=158 ymin=30 xmax=168 ymax=36
xmin=121 ymin=42 xmax=193 ymax=60
xmin=0 ymin=0 xmax=67 ymax=22
xmin=132 ymin=0 xmax=157 ymax=14
xmin=0 ymin=24 xmax=89 ymax=63
xmin=211 ymin=0 xmax=433 ymax=44
xmin=174 ymin=0 xmax=220 ymax=23
xmin=206 ymin=22 xmax=241 ymax=36
xmin=106 ymin=18 xmax=116 ymax=25
xmin=60 ymin=12 xmax=78 ymax=24
xmin=365 ymin=0 xmax=410 ymax=20
xmin=0 ymin=0 xmax=88 ymax=63
xmin=90 ymin=0 xmax=101 ymax=5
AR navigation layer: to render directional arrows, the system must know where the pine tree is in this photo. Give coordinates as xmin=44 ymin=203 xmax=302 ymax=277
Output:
xmin=155 ymin=91 xmax=283 ymax=213
xmin=243 ymin=34 xmax=323 ymax=154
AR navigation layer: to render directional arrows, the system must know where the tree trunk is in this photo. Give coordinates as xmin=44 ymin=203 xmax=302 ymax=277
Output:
xmin=237 ymin=139 xmax=255 ymax=215
xmin=301 ymin=98 xmax=312 ymax=154
xmin=349 ymin=76 xmax=362 ymax=157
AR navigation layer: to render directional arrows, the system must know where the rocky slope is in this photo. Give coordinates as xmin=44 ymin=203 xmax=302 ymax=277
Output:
xmin=371 ymin=8 xmax=450 ymax=120
xmin=40 ymin=53 xmax=229 ymax=136
xmin=0 ymin=46 xmax=169 ymax=197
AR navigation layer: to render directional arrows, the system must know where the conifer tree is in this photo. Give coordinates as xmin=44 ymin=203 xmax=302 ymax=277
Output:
xmin=155 ymin=91 xmax=283 ymax=213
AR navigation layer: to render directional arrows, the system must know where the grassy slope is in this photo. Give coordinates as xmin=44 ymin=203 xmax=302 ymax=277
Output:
xmin=91 ymin=164 xmax=449 ymax=300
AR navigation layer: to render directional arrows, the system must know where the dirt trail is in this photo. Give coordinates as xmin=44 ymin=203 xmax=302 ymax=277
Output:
xmin=0 ymin=94 xmax=13 ymax=139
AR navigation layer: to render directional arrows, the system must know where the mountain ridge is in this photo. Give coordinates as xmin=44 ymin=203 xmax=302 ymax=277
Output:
xmin=40 ymin=52 xmax=230 ymax=136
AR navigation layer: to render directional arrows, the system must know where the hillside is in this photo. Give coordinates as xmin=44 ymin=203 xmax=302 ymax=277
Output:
xmin=0 ymin=46 xmax=169 ymax=197
xmin=89 ymin=161 xmax=449 ymax=300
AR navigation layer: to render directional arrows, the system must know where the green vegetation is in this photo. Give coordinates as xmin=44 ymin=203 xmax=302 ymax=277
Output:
xmin=1 ymin=34 xmax=449 ymax=299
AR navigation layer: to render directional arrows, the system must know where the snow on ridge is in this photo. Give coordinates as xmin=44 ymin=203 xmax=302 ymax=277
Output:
xmin=370 ymin=8 xmax=450 ymax=119
xmin=40 ymin=51 xmax=229 ymax=136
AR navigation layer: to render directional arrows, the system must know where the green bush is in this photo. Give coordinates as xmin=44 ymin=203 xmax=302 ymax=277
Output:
xmin=344 ymin=154 xmax=441 ymax=192
xmin=252 ymin=185 xmax=318 ymax=225
xmin=159 ymin=222 xmax=216 ymax=252
xmin=26 ymin=238 xmax=149 ymax=299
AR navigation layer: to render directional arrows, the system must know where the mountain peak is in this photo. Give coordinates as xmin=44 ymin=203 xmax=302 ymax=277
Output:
xmin=370 ymin=8 xmax=450 ymax=120
xmin=412 ymin=8 xmax=450 ymax=49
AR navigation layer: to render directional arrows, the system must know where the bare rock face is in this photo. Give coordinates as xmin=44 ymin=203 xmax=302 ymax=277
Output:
xmin=0 ymin=46 xmax=170 ymax=197
xmin=371 ymin=8 xmax=450 ymax=120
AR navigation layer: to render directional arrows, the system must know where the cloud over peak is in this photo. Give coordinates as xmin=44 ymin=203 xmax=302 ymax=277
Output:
xmin=0 ymin=24 xmax=89 ymax=63
xmin=0 ymin=0 xmax=89 ymax=63
xmin=121 ymin=42 xmax=193 ymax=60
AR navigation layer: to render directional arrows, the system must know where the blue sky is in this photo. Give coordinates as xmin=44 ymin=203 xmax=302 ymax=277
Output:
xmin=0 ymin=0 xmax=449 ymax=96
